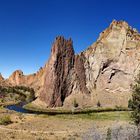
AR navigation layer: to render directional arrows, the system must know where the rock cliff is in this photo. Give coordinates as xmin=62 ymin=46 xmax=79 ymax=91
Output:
xmin=7 ymin=67 xmax=45 ymax=96
xmin=4 ymin=20 xmax=140 ymax=108
xmin=0 ymin=73 xmax=8 ymax=86
xmin=39 ymin=36 xmax=75 ymax=107
xmin=79 ymin=20 xmax=140 ymax=108
xmin=0 ymin=73 xmax=4 ymax=81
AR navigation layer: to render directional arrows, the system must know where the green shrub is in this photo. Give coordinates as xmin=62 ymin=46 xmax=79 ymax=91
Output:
xmin=128 ymin=99 xmax=133 ymax=109
xmin=97 ymin=101 xmax=101 ymax=107
xmin=115 ymin=105 xmax=124 ymax=111
xmin=0 ymin=86 xmax=35 ymax=103
xmin=73 ymin=99 xmax=79 ymax=108
xmin=0 ymin=115 xmax=12 ymax=125
xmin=106 ymin=128 xmax=112 ymax=140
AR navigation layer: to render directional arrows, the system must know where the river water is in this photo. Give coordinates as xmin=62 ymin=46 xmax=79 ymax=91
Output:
xmin=6 ymin=102 xmax=33 ymax=113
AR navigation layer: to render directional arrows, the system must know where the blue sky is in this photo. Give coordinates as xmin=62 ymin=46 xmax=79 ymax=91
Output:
xmin=0 ymin=0 xmax=139 ymax=78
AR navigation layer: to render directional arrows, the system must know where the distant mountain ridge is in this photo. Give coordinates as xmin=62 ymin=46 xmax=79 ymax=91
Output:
xmin=1 ymin=20 xmax=140 ymax=109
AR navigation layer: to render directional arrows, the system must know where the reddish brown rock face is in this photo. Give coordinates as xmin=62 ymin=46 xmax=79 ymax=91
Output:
xmin=74 ymin=53 xmax=90 ymax=95
xmin=40 ymin=36 xmax=75 ymax=107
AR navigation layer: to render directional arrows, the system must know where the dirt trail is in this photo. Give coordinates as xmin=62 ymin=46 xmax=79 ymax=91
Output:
xmin=0 ymin=125 xmax=82 ymax=134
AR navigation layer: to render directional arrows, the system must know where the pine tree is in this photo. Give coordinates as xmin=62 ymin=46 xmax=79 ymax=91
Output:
xmin=129 ymin=72 xmax=140 ymax=125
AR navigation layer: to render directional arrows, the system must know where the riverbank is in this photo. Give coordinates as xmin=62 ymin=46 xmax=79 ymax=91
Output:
xmin=0 ymin=106 xmax=136 ymax=140
xmin=24 ymin=102 xmax=131 ymax=115
xmin=0 ymin=101 xmax=20 ymax=107
xmin=0 ymin=95 xmax=136 ymax=139
xmin=0 ymin=86 xmax=35 ymax=107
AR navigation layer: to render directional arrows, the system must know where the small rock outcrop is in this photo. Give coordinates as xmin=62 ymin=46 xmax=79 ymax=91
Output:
xmin=8 ymin=70 xmax=24 ymax=85
xmin=0 ymin=73 xmax=4 ymax=81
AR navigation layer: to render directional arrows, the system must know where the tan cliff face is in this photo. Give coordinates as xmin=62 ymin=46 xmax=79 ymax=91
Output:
xmin=8 ymin=70 xmax=24 ymax=85
xmin=3 ymin=20 xmax=140 ymax=108
xmin=0 ymin=73 xmax=9 ymax=86
xmin=79 ymin=20 xmax=140 ymax=108
xmin=0 ymin=73 xmax=4 ymax=81
xmin=7 ymin=67 xmax=46 ymax=96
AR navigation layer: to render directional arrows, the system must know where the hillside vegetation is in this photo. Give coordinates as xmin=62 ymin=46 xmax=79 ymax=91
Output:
xmin=0 ymin=86 xmax=35 ymax=106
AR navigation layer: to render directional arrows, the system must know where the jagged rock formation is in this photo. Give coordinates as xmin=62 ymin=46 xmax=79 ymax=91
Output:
xmin=0 ymin=73 xmax=4 ymax=81
xmin=0 ymin=73 xmax=9 ymax=86
xmin=79 ymin=20 xmax=140 ymax=108
xmin=8 ymin=70 xmax=24 ymax=85
xmin=39 ymin=37 xmax=75 ymax=107
xmin=3 ymin=20 xmax=140 ymax=108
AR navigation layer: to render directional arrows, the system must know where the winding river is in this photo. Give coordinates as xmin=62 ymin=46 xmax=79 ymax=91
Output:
xmin=6 ymin=102 xmax=34 ymax=114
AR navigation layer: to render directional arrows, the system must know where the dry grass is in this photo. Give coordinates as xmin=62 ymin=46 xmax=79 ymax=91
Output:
xmin=0 ymin=107 xmax=134 ymax=140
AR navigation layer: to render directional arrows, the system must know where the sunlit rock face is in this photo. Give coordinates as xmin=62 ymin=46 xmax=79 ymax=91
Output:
xmin=7 ymin=68 xmax=46 ymax=97
xmin=8 ymin=70 xmax=24 ymax=85
xmin=5 ymin=20 xmax=140 ymax=108
xmin=62 ymin=20 xmax=140 ymax=108
xmin=0 ymin=73 xmax=9 ymax=86
xmin=81 ymin=20 xmax=140 ymax=108
xmin=0 ymin=73 xmax=4 ymax=81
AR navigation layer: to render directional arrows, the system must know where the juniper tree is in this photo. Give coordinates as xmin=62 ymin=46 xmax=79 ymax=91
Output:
xmin=129 ymin=72 xmax=140 ymax=125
